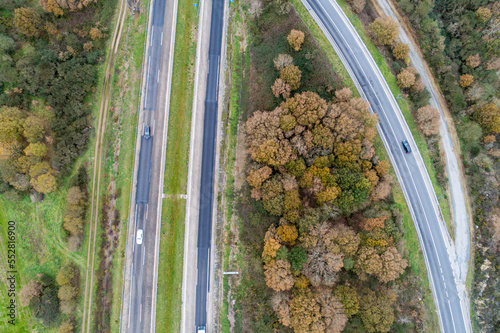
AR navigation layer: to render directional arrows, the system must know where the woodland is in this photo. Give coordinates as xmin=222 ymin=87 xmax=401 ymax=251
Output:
xmin=234 ymin=2 xmax=430 ymax=332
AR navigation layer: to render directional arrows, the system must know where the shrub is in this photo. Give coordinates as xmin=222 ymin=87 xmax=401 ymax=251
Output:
xmin=369 ymin=17 xmax=399 ymax=45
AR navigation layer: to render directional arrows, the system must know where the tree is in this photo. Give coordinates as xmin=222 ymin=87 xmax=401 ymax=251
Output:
xmin=355 ymin=246 xmax=382 ymax=279
xmin=334 ymin=285 xmax=359 ymax=317
xmin=19 ymin=280 xmax=42 ymax=307
xmin=370 ymin=175 xmax=392 ymax=201
xmin=476 ymin=7 xmax=492 ymax=23
xmin=459 ymin=74 xmax=474 ymax=88
xmin=325 ymin=223 xmax=360 ymax=257
xmin=271 ymin=292 xmax=291 ymax=326
xmin=474 ymin=103 xmax=500 ymax=134
xmin=59 ymin=299 xmax=76 ymax=314
xmin=392 ymin=43 xmax=409 ymax=60
xmin=359 ymin=288 xmax=395 ymax=332
xmin=31 ymin=171 xmax=57 ymax=194
xmin=368 ymin=17 xmax=399 ymax=45
xmin=40 ymin=0 xmax=64 ymax=16
xmin=56 ymin=265 xmax=76 ymax=286
xmin=315 ymin=288 xmax=348 ymax=333
xmin=416 ymin=105 xmax=440 ymax=136
xmin=264 ymin=259 xmax=296 ymax=291
xmin=378 ymin=246 xmax=408 ymax=282
xmin=396 ymin=68 xmax=416 ymax=89
xmin=57 ymin=285 xmax=77 ymax=301
xmin=23 ymin=115 xmax=49 ymax=143
xmin=0 ymin=34 xmax=15 ymax=53
xmin=24 ymin=143 xmax=47 ymax=157
xmin=347 ymin=0 xmax=366 ymax=13
xmin=58 ymin=320 xmax=74 ymax=333
xmin=375 ymin=160 xmax=389 ymax=177
xmin=271 ymin=78 xmax=291 ymax=99
xmin=287 ymin=29 xmax=305 ymax=51
xmin=466 ymin=54 xmax=481 ymax=68
xmin=277 ymin=224 xmax=298 ymax=245
xmin=457 ymin=121 xmax=482 ymax=142
xmin=14 ymin=8 xmax=43 ymax=37
xmin=280 ymin=65 xmax=301 ymax=90
xmin=360 ymin=216 xmax=388 ymax=232
xmin=246 ymin=166 xmax=272 ymax=189
xmin=303 ymin=247 xmax=343 ymax=287
xmin=289 ymin=246 xmax=307 ymax=272
xmin=273 ymin=53 xmax=294 ymax=71
xmin=283 ymin=91 xmax=327 ymax=127
xmin=335 ymin=87 xmax=352 ymax=102
xmin=63 ymin=216 xmax=84 ymax=235
xmin=289 ymin=288 xmax=322 ymax=333
xmin=89 ymin=27 xmax=103 ymax=40
xmin=0 ymin=106 xmax=24 ymax=144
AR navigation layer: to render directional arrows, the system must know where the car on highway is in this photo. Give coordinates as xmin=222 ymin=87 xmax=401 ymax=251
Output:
xmin=402 ymin=139 xmax=411 ymax=154
xmin=145 ymin=126 xmax=151 ymax=139
xmin=136 ymin=229 xmax=143 ymax=244
xmin=197 ymin=326 xmax=206 ymax=333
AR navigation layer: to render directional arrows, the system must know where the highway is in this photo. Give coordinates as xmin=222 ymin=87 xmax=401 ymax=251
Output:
xmin=301 ymin=0 xmax=471 ymax=332
xmin=119 ymin=0 xmax=178 ymax=330
xmin=194 ymin=0 xmax=225 ymax=329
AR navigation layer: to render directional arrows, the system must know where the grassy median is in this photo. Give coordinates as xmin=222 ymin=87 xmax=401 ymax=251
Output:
xmin=155 ymin=0 xmax=199 ymax=331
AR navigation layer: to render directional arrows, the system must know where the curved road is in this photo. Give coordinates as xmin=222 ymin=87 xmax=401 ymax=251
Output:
xmin=301 ymin=0 xmax=471 ymax=332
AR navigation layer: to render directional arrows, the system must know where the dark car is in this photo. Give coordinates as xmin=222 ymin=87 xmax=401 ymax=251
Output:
xmin=145 ymin=126 xmax=151 ymax=139
xmin=402 ymin=139 xmax=411 ymax=154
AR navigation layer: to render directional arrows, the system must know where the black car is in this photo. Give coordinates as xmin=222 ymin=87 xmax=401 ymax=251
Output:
xmin=402 ymin=139 xmax=411 ymax=154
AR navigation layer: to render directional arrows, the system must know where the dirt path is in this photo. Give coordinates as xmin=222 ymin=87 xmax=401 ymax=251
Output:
xmin=80 ymin=0 xmax=128 ymax=331
xmin=369 ymin=0 xmax=472 ymax=307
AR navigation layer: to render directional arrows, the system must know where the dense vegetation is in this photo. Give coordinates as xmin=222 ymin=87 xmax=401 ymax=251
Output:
xmin=390 ymin=0 xmax=500 ymax=330
xmin=234 ymin=1 xmax=430 ymax=332
xmin=0 ymin=0 xmax=116 ymax=195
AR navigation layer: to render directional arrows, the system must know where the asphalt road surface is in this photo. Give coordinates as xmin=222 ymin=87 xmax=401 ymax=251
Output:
xmin=301 ymin=0 xmax=470 ymax=332
xmin=195 ymin=0 xmax=225 ymax=329
xmin=120 ymin=0 xmax=177 ymax=330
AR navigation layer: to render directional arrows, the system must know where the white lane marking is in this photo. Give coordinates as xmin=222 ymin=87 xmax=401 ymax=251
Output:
xmin=143 ymin=247 xmax=146 ymax=266
xmin=151 ymin=30 xmax=154 ymax=46
xmin=146 ymin=204 xmax=149 ymax=220
xmin=157 ymin=69 xmax=160 ymax=83
xmin=153 ymin=120 xmax=156 ymax=135
xmin=140 ymin=303 xmax=142 ymax=322
xmin=128 ymin=261 xmax=134 ymax=328
xmin=161 ymin=31 xmax=163 ymax=46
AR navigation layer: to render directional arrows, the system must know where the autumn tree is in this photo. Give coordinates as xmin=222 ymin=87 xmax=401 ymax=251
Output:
xmin=474 ymin=103 xmax=500 ymax=134
xmin=355 ymin=246 xmax=382 ymax=279
xmin=39 ymin=0 xmax=64 ymax=16
xmin=378 ymin=246 xmax=408 ymax=282
xmin=271 ymin=292 xmax=291 ymax=326
xmin=347 ymin=0 xmax=366 ymax=13
xmin=459 ymin=74 xmax=474 ymax=88
xmin=262 ymin=225 xmax=282 ymax=262
xmin=277 ymin=224 xmax=298 ymax=245
xmin=315 ymin=288 xmax=348 ymax=333
xmin=325 ymin=223 xmax=360 ymax=257
xmin=283 ymin=91 xmax=327 ymax=127
xmin=303 ymin=246 xmax=343 ymax=287
xmin=56 ymin=265 xmax=76 ymax=286
xmin=359 ymin=288 xmax=395 ymax=332
xmin=392 ymin=43 xmax=410 ymax=60
xmin=476 ymin=7 xmax=492 ymax=22
xmin=360 ymin=215 xmax=388 ymax=232
xmin=19 ymin=280 xmax=42 ymax=307
xmin=370 ymin=175 xmax=392 ymax=201
xmin=287 ymin=29 xmax=305 ymax=51
xmin=289 ymin=288 xmax=322 ymax=333
xmin=273 ymin=53 xmax=294 ymax=71
xmin=57 ymin=285 xmax=78 ymax=301
xmin=264 ymin=259 xmax=296 ymax=291
xmin=89 ymin=27 xmax=103 ymax=40
xmin=58 ymin=320 xmax=75 ymax=333
xmin=271 ymin=78 xmax=291 ymax=99
xmin=334 ymin=285 xmax=359 ymax=317
xmin=246 ymin=166 xmax=272 ymax=189
xmin=466 ymin=54 xmax=481 ymax=68
xmin=335 ymin=87 xmax=353 ymax=102
xmin=368 ymin=17 xmax=399 ymax=45
xmin=397 ymin=68 xmax=416 ymax=89
xmin=280 ymin=65 xmax=302 ymax=90
xmin=14 ymin=8 xmax=43 ymax=37
xmin=416 ymin=105 xmax=440 ymax=136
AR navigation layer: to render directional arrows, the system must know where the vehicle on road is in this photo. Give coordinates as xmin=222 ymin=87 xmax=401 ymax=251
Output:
xmin=197 ymin=326 xmax=206 ymax=333
xmin=402 ymin=139 xmax=411 ymax=154
xmin=136 ymin=229 xmax=143 ymax=244
xmin=145 ymin=126 xmax=151 ymax=139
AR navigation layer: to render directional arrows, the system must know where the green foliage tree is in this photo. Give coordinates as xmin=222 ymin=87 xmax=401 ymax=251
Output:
xmin=289 ymin=246 xmax=307 ymax=272
xmin=457 ymin=121 xmax=482 ymax=142
xmin=359 ymin=288 xmax=395 ymax=332
xmin=56 ymin=265 xmax=76 ymax=286
xmin=333 ymin=285 xmax=359 ymax=317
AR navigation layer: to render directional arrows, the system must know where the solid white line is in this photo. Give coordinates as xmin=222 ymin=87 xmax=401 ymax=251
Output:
xmin=161 ymin=31 xmax=163 ymax=46
xmin=146 ymin=204 xmax=149 ymax=220
xmin=151 ymin=30 xmax=154 ymax=46
xmin=158 ymin=69 xmax=160 ymax=83
xmin=143 ymin=248 xmax=145 ymax=265
xmin=140 ymin=303 xmax=142 ymax=322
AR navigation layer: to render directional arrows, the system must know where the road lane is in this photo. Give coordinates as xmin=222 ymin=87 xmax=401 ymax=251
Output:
xmin=120 ymin=0 xmax=178 ymax=331
xmin=301 ymin=0 xmax=470 ymax=331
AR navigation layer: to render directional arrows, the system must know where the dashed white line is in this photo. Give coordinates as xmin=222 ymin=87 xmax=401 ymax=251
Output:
xmin=157 ymin=69 xmax=160 ymax=83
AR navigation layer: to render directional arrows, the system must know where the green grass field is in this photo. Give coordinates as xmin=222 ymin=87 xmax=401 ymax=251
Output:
xmin=155 ymin=0 xmax=199 ymax=331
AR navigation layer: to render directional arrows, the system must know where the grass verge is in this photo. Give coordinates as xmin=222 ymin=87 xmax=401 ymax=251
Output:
xmin=334 ymin=0 xmax=452 ymax=237
xmin=155 ymin=0 xmax=199 ymax=331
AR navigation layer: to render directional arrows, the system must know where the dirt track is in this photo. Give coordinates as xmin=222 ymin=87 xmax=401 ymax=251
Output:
xmin=80 ymin=0 xmax=128 ymax=331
